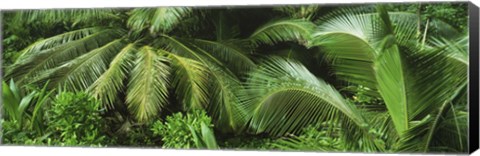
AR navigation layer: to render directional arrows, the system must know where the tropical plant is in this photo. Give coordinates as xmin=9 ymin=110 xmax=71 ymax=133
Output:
xmin=3 ymin=8 xmax=255 ymax=130
xmin=308 ymin=5 xmax=468 ymax=152
xmin=1 ymin=3 xmax=469 ymax=153
xmin=45 ymin=91 xmax=111 ymax=146
xmin=151 ymin=110 xmax=217 ymax=149
xmin=1 ymin=80 xmax=54 ymax=137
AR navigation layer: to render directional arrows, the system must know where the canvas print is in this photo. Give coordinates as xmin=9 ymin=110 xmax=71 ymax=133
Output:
xmin=0 ymin=2 xmax=472 ymax=154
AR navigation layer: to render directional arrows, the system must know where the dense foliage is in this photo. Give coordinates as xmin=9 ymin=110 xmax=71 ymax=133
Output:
xmin=1 ymin=2 xmax=469 ymax=153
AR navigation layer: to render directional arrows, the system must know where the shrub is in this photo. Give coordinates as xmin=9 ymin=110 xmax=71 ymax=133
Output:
xmin=45 ymin=92 xmax=111 ymax=146
xmin=151 ymin=110 xmax=217 ymax=149
xmin=270 ymin=122 xmax=345 ymax=151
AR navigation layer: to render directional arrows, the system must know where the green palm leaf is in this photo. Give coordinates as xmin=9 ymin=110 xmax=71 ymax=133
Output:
xmin=166 ymin=52 xmax=210 ymax=111
xmin=6 ymin=28 xmax=124 ymax=85
xmin=249 ymin=19 xmax=316 ymax=47
xmin=206 ymin=68 xmax=247 ymax=133
xmin=127 ymin=7 xmax=192 ymax=34
xmin=238 ymin=57 xmax=380 ymax=151
xmin=126 ymin=46 xmax=170 ymax=122
xmin=31 ymin=39 xmax=126 ymax=91
xmin=87 ymin=43 xmax=137 ymax=109
xmin=16 ymin=27 xmax=103 ymax=60
xmin=190 ymin=39 xmax=256 ymax=74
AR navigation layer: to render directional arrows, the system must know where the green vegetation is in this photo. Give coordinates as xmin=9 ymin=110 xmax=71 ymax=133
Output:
xmin=1 ymin=2 xmax=469 ymax=153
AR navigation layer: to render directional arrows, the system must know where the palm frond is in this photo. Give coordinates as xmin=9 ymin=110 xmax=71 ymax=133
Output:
xmin=166 ymin=52 xmax=210 ymax=111
xmin=397 ymin=90 xmax=468 ymax=153
xmin=16 ymin=27 xmax=103 ymax=60
xmin=238 ymin=57 xmax=381 ymax=151
xmin=374 ymin=42 xmax=410 ymax=135
xmin=206 ymin=68 xmax=248 ymax=133
xmin=127 ymin=7 xmax=192 ymax=34
xmin=374 ymin=5 xmax=467 ymax=138
xmin=373 ymin=6 xmax=412 ymax=135
xmin=31 ymin=39 xmax=126 ymax=91
xmin=87 ymin=43 xmax=137 ymax=109
xmin=427 ymin=36 xmax=468 ymax=65
xmin=154 ymin=35 xmax=236 ymax=76
xmin=311 ymin=32 xmax=378 ymax=95
xmin=6 ymin=28 xmax=124 ymax=85
xmin=191 ymin=39 xmax=256 ymax=74
xmin=249 ymin=19 xmax=316 ymax=47
xmin=126 ymin=46 xmax=170 ymax=122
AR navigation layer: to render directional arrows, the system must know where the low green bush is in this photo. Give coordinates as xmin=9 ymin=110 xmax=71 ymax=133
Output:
xmin=151 ymin=110 xmax=216 ymax=149
xmin=45 ymin=92 xmax=112 ymax=146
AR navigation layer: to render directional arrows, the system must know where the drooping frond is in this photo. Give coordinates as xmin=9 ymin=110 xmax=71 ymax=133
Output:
xmin=165 ymin=52 xmax=211 ymax=111
xmin=404 ymin=45 xmax=468 ymax=122
xmin=191 ymin=39 xmax=256 ymax=74
xmin=31 ymin=39 xmax=127 ymax=91
xmin=311 ymin=32 xmax=378 ymax=95
xmin=127 ymin=7 xmax=192 ymax=34
xmin=206 ymin=68 xmax=248 ymax=133
xmin=156 ymin=36 xmax=250 ymax=132
xmin=311 ymin=8 xmax=382 ymax=96
xmin=249 ymin=19 xmax=316 ymax=47
xmin=126 ymin=46 xmax=170 ymax=122
xmin=373 ymin=5 xmax=468 ymax=137
xmin=154 ymin=35 xmax=235 ymax=76
xmin=16 ymin=27 xmax=103 ymax=60
xmin=397 ymin=89 xmax=468 ymax=153
xmin=87 ymin=43 xmax=137 ymax=109
xmin=238 ymin=57 xmax=381 ymax=151
xmin=427 ymin=36 xmax=468 ymax=65
xmin=6 ymin=28 xmax=124 ymax=85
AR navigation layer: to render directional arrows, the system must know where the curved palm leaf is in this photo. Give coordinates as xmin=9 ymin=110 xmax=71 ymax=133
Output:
xmin=6 ymin=28 xmax=124 ymax=85
xmin=126 ymin=46 xmax=170 ymax=122
xmin=16 ymin=27 xmax=103 ymax=60
xmin=127 ymin=7 xmax=192 ymax=34
xmin=31 ymin=39 xmax=127 ymax=91
xmin=374 ymin=5 xmax=468 ymax=136
xmin=238 ymin=57 xmax=381 ymax=151
xmin=190 ymin=39 xmax=256 ymax=74
xmin=206 ymin=68 xmax=247 ymax=133
xmin=397 ymin=95 xmax=467 ymax=153
xmin=249 ymin=19 xmax=316 ymax=47
xmin=311 ymin=10 xmax=419 ymax=97
xmin=87 ymin=43 xmax=137 ymax=109
xmin=154 ymin=35 xmax=236 ymax=76
xmin=165 ymin=52 xmax=210 ymax=111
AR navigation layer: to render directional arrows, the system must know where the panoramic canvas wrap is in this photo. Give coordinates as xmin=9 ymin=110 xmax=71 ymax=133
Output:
xmin=0 ymin=2 xmax=476 ymax=154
